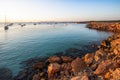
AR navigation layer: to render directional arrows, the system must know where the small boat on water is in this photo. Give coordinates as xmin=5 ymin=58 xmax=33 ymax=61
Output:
xmin=21 ymin=24 xmax=26 ymax=27
xmin=4 ymin=25 xmax=9 ymax=30
xmin=33 ymin=23 xmax=37 ymax=25
xmin=4 ymin=16 xmax=9 ymax=30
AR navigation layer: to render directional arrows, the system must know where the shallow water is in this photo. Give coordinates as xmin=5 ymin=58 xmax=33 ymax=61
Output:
xmin=0 ymin=23 xmax=112 ymax=76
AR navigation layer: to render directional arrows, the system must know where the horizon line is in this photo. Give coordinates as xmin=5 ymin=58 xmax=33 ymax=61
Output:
xmin=0 ymin=19 xmax=120 ymax=23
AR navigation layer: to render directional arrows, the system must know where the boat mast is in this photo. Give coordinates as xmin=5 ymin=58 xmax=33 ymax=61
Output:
xmin=5 ymin=16 xmax=6 ymax=26
xmin=4 ymin=16 xmax=9 ymax=30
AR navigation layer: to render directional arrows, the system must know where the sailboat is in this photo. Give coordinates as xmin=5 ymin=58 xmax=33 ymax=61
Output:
xmin=4 ymin=16 xmax=9 ymax=30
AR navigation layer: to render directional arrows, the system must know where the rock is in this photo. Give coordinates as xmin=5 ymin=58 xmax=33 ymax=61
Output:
xmin=71 ymin=57 xmax=86 ymax=74
xmin=110 ymin=68 xmax=120 ymax=80
xmin=113 ymin=48 xmax=119 ymax=55
xmin=90 ymin=63 xmax=98 ymax=71
xmin=71 ymin=76 xmax=81 ymax=80
xmin=32 ymin=74 xmax=40 ymax=80
xmin=111 ymin=39 xmax=120 ymax=55
xmin=40 ymin=78 xmax=45 ymax=80
xmin=97 ymin=76 xmax=104 ymax=80
xmin=61 ymin=63 xmax=72 ymax=76
xmin=94 ymin=49 xmax=106 ymax=62
xmin=84 ymin=53 xmax=94 ymax=66
xmin=104 ymin=72 xmax=111 ymax=79
xmin=61 ymin=63 xmax=72 ymax=71
xmin=14 ymin=69 xmax=28 ymax=80
xmin=81 ymin=75 xmax=89 ymax=80
xmin=47 ymin=56 xmax=61 ymax=63
xmin=111 ymin=39 xmax=120 ymax=47
xmin=47 ymin=63 xmax=61 ymax=78
xmin=39 ymin=72 xmax=44 ymax=77
xmin=32 ymin=62 xmax=45 ymax=70
xmin=61 ymin=56 xmax=73 ymax=63
xmin=94 ymin=60 xmax=118 ymax=75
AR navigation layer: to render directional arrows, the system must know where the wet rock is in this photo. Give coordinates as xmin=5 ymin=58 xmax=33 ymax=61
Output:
xmin=32 ymin=74 xmax=40 ymax=80
xmin=66 ymin=48 xmax=80 ymax=53
xmin=0 ymin=68 xmax=13 ymax=80
xmin=32 ymin=62 xmax=45 ymax=70
xmin=47 ymin=63 xmax=61 ymax=78
xmin=14 ymin=69 xmax=27 ymax=80
xmin=71 ymin=57 xmax=86 ymax=74
xmin=61 ymin=56 xmax=73 ymax=63
xmin=47 ymin=56 xmax=61 ymax=63
xmin=14 ymin=68 xmax=35 ymax=80
xmin=20 ymin=57 xmax=48 ymax=69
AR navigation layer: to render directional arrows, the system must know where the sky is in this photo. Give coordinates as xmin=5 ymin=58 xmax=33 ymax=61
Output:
xmin=0 ymin=0 xmax=120 ymax=22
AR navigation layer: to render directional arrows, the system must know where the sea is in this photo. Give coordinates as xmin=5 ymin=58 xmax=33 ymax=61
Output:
xmin=0 ymin=22 xmax=112 ymax=76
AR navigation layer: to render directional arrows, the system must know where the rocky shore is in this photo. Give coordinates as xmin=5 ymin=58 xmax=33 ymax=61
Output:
xmin=87 ymin=22 xmax=120 ymax=33
xmin=13 ymin=23 xmax=120 ymax=80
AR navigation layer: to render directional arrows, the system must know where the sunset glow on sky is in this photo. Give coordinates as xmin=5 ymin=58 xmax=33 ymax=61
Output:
xmin=0 ymin=0 xmax=120 ymax=22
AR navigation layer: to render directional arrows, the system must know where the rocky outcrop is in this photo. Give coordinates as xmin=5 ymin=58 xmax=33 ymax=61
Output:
xmin=87 ymin=22 xmax=120 ymax=32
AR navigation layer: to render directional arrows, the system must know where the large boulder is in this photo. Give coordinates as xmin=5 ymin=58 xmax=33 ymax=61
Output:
xmin=47 ymin=63 xmax=61 ymax=78
xmin=71 ymin=57 xmax=86 ymax=74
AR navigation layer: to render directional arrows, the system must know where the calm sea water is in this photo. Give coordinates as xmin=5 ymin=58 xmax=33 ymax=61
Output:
xmin=0 ymin=23 xmax=112 ymax=76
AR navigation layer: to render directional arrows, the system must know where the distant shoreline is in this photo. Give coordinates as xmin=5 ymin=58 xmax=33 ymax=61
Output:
xmin=0 ymin=20 xmax=120 ymax=24
xmin=87 ymin=21 xmax=120 ymax=33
